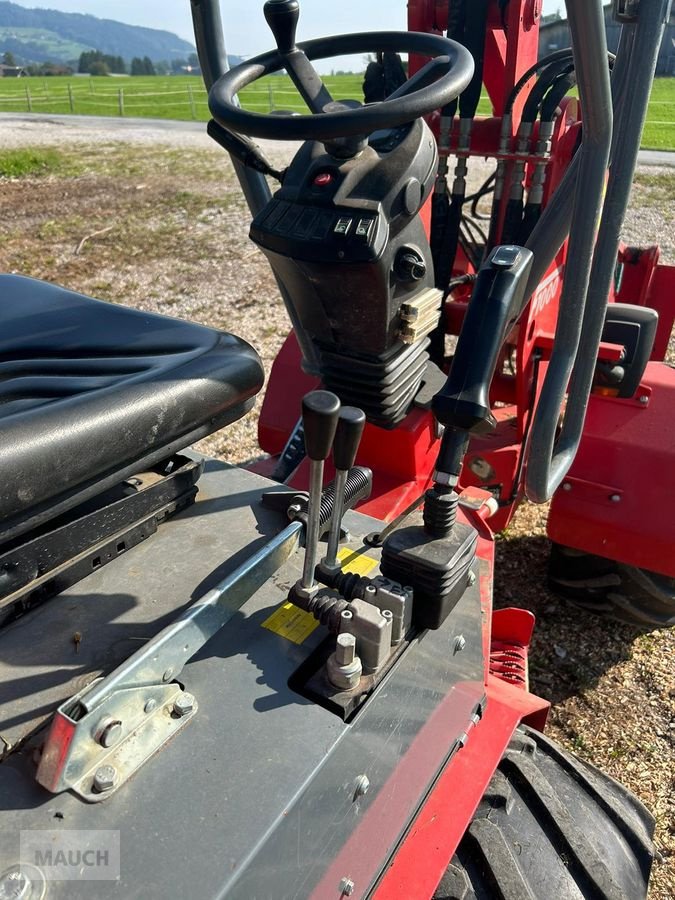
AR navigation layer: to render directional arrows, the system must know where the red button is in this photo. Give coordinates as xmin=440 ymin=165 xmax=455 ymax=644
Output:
xmin=313 ymin=172 xmax=333 ymax=187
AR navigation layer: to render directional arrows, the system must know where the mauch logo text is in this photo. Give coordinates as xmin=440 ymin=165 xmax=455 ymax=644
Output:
xmin=19 ymin=830 xmax=120 ymax=881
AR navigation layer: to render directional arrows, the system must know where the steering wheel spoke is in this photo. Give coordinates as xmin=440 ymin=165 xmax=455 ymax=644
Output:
xmin=208 ymin=3 xmax=474 ymax=147
xmin=284 ymin=48 xmax=335 ymax=114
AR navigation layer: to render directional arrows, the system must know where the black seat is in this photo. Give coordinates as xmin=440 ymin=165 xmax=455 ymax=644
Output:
xmin=0 ymin=275 xmax=265 ymax=543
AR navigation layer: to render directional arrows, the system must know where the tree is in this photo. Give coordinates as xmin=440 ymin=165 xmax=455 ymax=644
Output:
xmin=89 ymin=60 xmax=109 ymax=76
xmin=142 ymin=56 xmax=155 ymax=75
xmin=2 ymin=51 xmax=17 ymax=67
xmin=131 ymin=57 xmax=143 ymax=76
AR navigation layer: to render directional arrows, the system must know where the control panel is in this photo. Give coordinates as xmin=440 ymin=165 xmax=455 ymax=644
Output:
xmin=251 ymin=199 xmax=386 ymax=264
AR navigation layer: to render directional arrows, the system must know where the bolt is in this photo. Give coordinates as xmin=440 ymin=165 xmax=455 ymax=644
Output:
xmin=335 ymin=633 xmax=356 ymax=666
xmin=610 ymin=493 xmax=621 ymax=503
xmin=454 ymin=634 xmax=466 ymax=654
xmin=288 ymin=503 xmax=302 ymax=520
xmin=95 ymin=717 xmax=122 ymax=749
xmin=562 ymin=482 xmax=572 ymax=492
xmin=365 ymin=585 xmax=377 ymax=596
xmin=467 ymin=570 xmax=476 ymax=587
xmin=144 ymin=698 xmax=157 ymax=714
xmin=92 ymin=765 xmax=117 ymax=794
xmin=354 ymin=774 xmax=369 ymax=798
xmin=341 ymin=609 xmax=353 ymax=623
xmin=339 ymin=877 xmax=355 ymax=896
xmin=162 ymin=668 xmax=174 ymax=683
xmin=382 ymin=609 xmax=393 ymax=620
xmin=173 ymin=692 xmax=195 ymax=717
xmin=638 ymin=394 xmax=649 ymax=405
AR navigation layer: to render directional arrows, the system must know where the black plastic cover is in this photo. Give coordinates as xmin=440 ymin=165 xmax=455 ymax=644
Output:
xmin=0 ymin=275 xmax=264 ymax=542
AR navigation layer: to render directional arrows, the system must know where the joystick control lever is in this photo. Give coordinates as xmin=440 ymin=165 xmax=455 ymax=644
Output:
xmin=321 ymin=406 xmax=366 ymax=575
xmin=298 ymin=390 xmax=341 ymax=596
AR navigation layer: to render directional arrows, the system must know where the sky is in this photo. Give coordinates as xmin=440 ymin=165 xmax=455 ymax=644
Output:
xmin=10 ymin=1 xmax=564 ymax=63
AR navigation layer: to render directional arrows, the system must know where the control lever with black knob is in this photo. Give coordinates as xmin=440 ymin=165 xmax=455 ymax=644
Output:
xmin=296 ymin=390 xmax=341 ymax=597
xmin=432 ymin=245 xmax=534 ymax=484
xmin=321 ymin=406 xmax=366 ymax=575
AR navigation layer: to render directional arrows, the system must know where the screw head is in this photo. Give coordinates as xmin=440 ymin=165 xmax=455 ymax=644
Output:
xmin=354 ymin=774 xmax=369 ymax=798
xmin=162 ymin=668 xmax=174 ymax=683
xmin=95 ymin=717 xmax=122 ymax=749
xmin=638 ymin=394 xmax=649 ymax=405
xmin=453 ymin=635 xmax=466 ymax=654
xmin=562 ymin=482 xmax=572 ymax=492
xmin=0 ymin=864 xmax=46 ymax=900
xmin=609 ymin=493 xmax=621 ymax=503
xmin=335 ymin=633 xmax=356 ymax=666
xmin=173 ymin=692 xmax=195 ymax=717
xmin=339 ymin=876 xmax=355 ymax=896
xmin=144 ymin=699 xmax=157 ymax=714
xmin=93 ymin=764 xmax=117 ymax=793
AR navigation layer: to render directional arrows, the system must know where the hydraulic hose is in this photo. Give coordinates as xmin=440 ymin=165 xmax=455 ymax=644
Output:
xmin=524 ymin=0 xmax=614 ymax=502
xmin=532 ymin=0 xmax=672 ymax=501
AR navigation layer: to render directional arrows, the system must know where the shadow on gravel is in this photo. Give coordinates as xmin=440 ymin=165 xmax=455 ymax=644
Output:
xmin=493 ymin=533 xmax=646 ymax=705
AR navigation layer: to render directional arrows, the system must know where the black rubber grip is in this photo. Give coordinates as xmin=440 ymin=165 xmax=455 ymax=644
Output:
xmin=333 ymin=406 xmax=366 ymax=472
xmin=302 ymin=390 xmax=340 ymax=461
xmin=264 ymin=0 xmax=299 ymax=54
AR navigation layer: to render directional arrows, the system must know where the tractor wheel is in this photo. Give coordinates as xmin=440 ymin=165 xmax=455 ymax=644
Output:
xmin=548 ymin=543 xmax=675 ymax=627
xmin=434 ymin=725 xmax=654 ymax=900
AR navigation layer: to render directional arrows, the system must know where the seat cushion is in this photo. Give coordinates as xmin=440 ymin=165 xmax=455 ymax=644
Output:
xmin=0 ymin=275 xmax=265 ymax=542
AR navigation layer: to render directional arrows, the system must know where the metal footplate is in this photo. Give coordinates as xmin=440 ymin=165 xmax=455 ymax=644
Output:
xmin=36 ymin=521 xmax=302 ymax=801
xmin=35 ymin=466 xmax=372 ymax=801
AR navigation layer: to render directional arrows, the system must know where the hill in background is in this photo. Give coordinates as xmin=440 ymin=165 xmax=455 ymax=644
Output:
xmin=0 ymin=1 xmax=196 ymax=65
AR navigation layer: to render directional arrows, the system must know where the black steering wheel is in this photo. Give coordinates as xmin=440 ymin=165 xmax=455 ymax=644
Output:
xmin=208 ymin=0 xmax=474 ymax=143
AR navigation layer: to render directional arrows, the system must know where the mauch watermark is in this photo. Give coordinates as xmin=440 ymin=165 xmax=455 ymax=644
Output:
xmin=18 ymin=830 xmax=120 ymax=881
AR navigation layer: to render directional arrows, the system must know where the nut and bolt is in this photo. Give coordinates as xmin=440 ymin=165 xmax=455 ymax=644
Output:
xmin=335 ymin=633 xmax=356 ymax=666
xmin=92 ymin=764 xmax=117 ymax=794
xmin=453 ymin=634 xmax=467 ymax=654
xmin=354 ymin=774 xmax=370 ymax=798
xmin=95 ymin=716 xmax=122 ymax=749
xmin=339 ymin=877 xmax=355 ymax=897
xmin=327 ymin=632 xmax=362 ymax=691
xmin=172 ymin=692 xmax=195 ymax=718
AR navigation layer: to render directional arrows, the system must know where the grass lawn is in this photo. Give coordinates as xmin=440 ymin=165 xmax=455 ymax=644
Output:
xmin=0 ymin=73 xmax=672 ymax=149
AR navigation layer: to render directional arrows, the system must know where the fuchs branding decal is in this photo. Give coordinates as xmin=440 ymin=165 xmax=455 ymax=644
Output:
xmin=532 ymin=265 xmax=564 ymax=316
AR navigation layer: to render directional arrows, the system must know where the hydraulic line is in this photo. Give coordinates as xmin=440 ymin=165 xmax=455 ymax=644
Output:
xmin=486 ymin=48 xmax=575 ymax=251
xmin=501 ymin=58 xmax=576 ymax=244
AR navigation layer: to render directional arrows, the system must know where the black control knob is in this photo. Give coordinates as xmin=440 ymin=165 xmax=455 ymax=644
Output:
xmin=395 ymin=248 xmax=427 ymax=282
xmin=333 ymin=406 xmax=366 ymax=472
xmin=264 ymin=0 xmax=300 ymax=54
xmin=302 ymin=390 xmax=341 ymax=461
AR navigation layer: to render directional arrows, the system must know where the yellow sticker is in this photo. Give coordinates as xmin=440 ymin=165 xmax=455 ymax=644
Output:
xmin=261 ymin=548 xmax=379 ymax=644
xmin=335 ymin=547 xmax=379 ymax=577
xmin=262 ymin=602 xmax=320 ymax=645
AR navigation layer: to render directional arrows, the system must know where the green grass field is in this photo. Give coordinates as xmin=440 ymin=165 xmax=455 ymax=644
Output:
xmin=0 ymin=73 xmax=672 ymax=149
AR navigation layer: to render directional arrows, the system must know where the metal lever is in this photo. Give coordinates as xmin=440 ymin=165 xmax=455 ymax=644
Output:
xmin=298 ymin=390 xmax=341 ymax=595
xmin=321 ymin=406 xmax=366 ymax=574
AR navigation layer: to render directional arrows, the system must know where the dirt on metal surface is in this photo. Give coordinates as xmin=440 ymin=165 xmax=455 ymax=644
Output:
xmin=0 ymin=120 xmax=673 ymax=898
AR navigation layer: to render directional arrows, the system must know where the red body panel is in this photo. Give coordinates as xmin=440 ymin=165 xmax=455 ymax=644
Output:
xmin=547 ymin=362 xmax=675 ymax=578
xmin=373 ymin=677 xmax=549 ymax=900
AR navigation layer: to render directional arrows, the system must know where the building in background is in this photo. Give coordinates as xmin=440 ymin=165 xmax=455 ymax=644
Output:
xmin=539 ymin=5 xmax=675 ymax=75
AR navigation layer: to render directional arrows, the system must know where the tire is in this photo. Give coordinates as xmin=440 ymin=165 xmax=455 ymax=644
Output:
xmin=549 ymin=543 xmax=675 ymax=628
xmin=434 ymin=726 xmax=655 ymax=900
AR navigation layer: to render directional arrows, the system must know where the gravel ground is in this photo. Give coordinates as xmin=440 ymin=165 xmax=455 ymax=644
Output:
xmin=1 ymin=116 xmax=673 ymax=897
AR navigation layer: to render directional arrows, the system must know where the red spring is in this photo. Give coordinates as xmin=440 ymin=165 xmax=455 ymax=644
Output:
xmin=489 ymin=607 xmax=535 ymax=690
